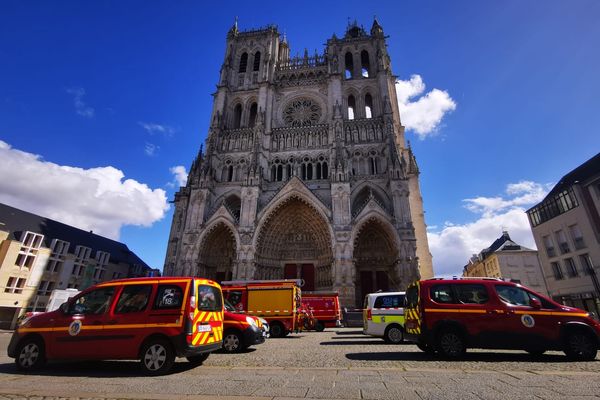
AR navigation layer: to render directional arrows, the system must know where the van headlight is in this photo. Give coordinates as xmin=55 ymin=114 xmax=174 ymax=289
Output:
xmin=246 ymin=316 xmax=257 ymax=326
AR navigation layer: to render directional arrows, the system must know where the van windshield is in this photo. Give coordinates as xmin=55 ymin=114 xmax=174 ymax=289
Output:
xmin=197 ymin=284 xmax=223 ymax=311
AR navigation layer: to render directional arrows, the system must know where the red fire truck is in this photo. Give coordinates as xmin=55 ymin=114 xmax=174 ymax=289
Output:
xmin=221 ymin=280 xmax=301 ymax=338
xmin=301 ymin=291 xmax=342 ymax=331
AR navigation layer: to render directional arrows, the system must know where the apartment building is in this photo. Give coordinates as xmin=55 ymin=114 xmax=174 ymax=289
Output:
xmin=462 ymin=231 xmax=548 ymax=295
xmin=526 ymin=152 xmax=600 ymax=316
xmin=0 ymin=202 xmax=152 ymax=329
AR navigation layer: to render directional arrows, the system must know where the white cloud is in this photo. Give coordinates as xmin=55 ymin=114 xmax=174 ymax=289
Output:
xmin=170 ymin=165 xmax=188 ymax=187
xmin=145 ymin=142 xmax=159 ymax=156
xmin=395 ymin=75 xmax=456 ymax=139
xmin=66 ymin=87 xmax=95 ymax=118
xmin=0 ymin=140 xmax=170 ymax=240
xmin=138 ymin=122 xmax=176 ymax=137
xmin=427 ymin=181 xmax=551 ymax=277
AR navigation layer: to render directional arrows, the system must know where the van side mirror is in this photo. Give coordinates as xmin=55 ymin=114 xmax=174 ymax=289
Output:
xmin=529 ymin=298 xmax=542 ymax=309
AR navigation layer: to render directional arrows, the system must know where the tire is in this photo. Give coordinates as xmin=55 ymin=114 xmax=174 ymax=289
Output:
xmin=15 ymin=337 xmax=46 ymax=371
xmin=436 ymin=329 xmax=466 ymax=359
xmin=564 ymin=331 xmax=598 ymax=361
xmin=383 ymin=325 xmax=403 ymax=344
xmin=315 ymin=321 xmax=325 ymax=332
xmin=270 ymin=322 xmax=285 ymax=338
xmin=187 ymin=353 xmax=210 ymax=366
xmin=140 ymin=338 xmax=175 ymax=375
xmin=222 ymin=331 xmax=243 ymax=353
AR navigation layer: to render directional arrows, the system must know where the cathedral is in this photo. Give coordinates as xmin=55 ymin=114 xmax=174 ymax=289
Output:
xmin=163 ymin=19 xmax=434 ymax=307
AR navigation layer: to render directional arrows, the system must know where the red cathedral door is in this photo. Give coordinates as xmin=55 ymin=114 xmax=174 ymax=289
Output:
xmin=284 ymin=264 xmax=315 ymax=291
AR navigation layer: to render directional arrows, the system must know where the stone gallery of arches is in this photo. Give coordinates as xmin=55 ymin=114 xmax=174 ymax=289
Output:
xmin=163 ymin=19 xmax=433 ymax=307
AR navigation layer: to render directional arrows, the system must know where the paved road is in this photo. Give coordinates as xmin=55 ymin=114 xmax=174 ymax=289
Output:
xmin=1 ymin=328 xmax=599 ymax=399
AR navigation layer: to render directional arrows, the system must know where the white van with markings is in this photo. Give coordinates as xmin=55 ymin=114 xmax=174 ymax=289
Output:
xmin=363 ymin=291 xmax=406 ymax=344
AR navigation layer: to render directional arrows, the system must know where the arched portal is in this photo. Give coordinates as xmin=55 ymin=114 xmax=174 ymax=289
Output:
xmin=255 ymin=197 xmax=333 ymax=291
xmin=198 ymin=222 xmax=237 ymax=283
xmin=353 ymin=218 xmax=398 ymax=307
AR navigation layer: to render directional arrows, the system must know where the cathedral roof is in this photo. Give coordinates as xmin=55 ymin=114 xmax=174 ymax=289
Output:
xmin=0 ymin=202 xmax=150 ymax=270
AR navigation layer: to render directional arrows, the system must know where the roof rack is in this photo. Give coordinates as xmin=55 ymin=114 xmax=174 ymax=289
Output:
xmin=425 ymin=276 xmax=506 ymax=282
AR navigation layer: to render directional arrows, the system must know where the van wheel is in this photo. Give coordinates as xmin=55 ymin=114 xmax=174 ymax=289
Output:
xmin=270 ymin=322 xmax=285 ymax=338
xmin=315 ymin=321 xmax=325 ymax=332
xmin=15 ymin=337 xmax=46 ymax=371
xmin=564 ymin=332 xmax=597 ymax=361
xmin=141 ymin=339 xmax=175 ymax=375
xmin=436 ymin=329 xmax=466 ymax=359
xmin=187 ymin=353 xmax=209 ymax=366
xmin=223 ymin=331 xmax=243 ymax=353
xmin=384 ymin=325 xmax=403 ymax=344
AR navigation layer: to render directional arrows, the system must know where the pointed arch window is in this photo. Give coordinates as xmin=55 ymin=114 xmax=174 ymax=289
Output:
xmin=361 ymin=50 xmax=370 ymax=77
xmin=239 ymin=52 xmax=248 ymax=73
xmin=248 ymin=103 xmax=258 ymax=127
xmin=253 ymin=51 xmax=261 ymax=71
xmin=365 ymin=93 xmax=373 ymax=119
xmin=348 ymin=95 xmax=356 ymax=120
xmin=344 ymin=52 xmax=354 ymax=79
xmin=227 ymin=165 xmax=234 ymax=182
xmin=286 ymin=164 xmax=292 ymax=180
xmin=233 ymin=104 xmax=242 ymax=129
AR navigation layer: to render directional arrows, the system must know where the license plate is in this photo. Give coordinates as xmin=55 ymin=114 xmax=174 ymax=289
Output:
xmin=197 ymin=324 xmax=211 ymax=332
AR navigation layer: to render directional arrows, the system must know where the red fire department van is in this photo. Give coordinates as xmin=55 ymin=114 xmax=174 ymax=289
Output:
xmin=8 ymin=277 xmax=224 ymax=375
xmin=404 ymin=277 xmax=600 ymax=360
xmin=301 ymin=291 xmax=342 ymax=331
xmin=221 ymin=280 xmax=301 ymax=338
xmin=222 ymin=300 xmax=266 ymax=352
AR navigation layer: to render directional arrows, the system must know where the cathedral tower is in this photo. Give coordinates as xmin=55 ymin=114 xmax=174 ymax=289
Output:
xmin=164 ymin=20 xmax=434 ymax=307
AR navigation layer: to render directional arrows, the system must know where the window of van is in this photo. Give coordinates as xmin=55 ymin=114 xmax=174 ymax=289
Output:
xmin=198 ymin=284 xmax=223 ymax=311
xmin=154 ymin=285 xmax=183 ymax=309
xmin=406 ymin=286 xmax=419 ymax=308
xmin=70 ymin=287 xmax=115 ymax=315
xmin=115 ymin=285 xmax=152 ymax=313
xmin=455 ymin=284 xmax=489 ymax=304
xmin=430 ymin=285 xmax=456 ymax=304
xmin=495 ymin=285 xmax=556 ymax=308
xmin=374 ymin=294 xmax=405 ymax=308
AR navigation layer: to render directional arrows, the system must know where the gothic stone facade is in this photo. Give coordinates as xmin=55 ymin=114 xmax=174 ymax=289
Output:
xmin=163 ymin=20 xmax=434 ymax=307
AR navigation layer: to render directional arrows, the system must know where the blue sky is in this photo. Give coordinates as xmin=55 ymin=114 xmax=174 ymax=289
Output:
xmin=1 ymin=1 xmax=599 ymax=276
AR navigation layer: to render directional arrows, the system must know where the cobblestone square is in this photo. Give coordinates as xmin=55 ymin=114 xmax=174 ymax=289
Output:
xmin=1 ymin=328 xmax=599 ymax=399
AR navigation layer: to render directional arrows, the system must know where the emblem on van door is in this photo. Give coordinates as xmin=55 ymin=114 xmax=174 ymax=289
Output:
xmin=521 ymin=314 xmax=535 ymax=328
xmin=69 ymin=320 xmax=82 ymax=336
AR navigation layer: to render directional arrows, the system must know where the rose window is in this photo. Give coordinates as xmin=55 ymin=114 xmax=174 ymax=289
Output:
xmin=283 ymin=99 xmax=321 ymax=127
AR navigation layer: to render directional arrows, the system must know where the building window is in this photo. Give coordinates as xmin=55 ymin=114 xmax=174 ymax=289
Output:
xmin=527 ymin=188 xmax=578 ymax=227
xmin=551 ymin=262 xmax=564 ymax=280
xmin=239 ymin=52 xmax=248 ymax=73
xmin=94 ymin=251 xmax=110 ymax=281
xmin=555 ymin=230 xmax=570 ymax=254
xmin=227 ymin=165 xmax=234 ymax=182
xmin=5 ymin=277 xmax=26 ymax=293
xmin=347 ymin=95 xmax=356 ymax=120
xmin=344 ymin=52 xmax=354 ymax=79
xmin=543 ymin=235 xmax=555 ymax=258
xmin=580 ymin=254 xmax=595 ymax=275
xmin=37 ymin=280 xmax=55 ymax=296
xmin=233 ymin=104 xmax=242 ymax=129
xmin=369 ymin=156 xmax=379 ymax=175
xmin=361 ymin=50 xmax=370 ymax=77
xmin=365 ymin=93 xmax=373 ymax=118
xmin=248 ymin=103 xmax=258 ymax=127
xmin=253 ymin=51 xmax=261 ymax=72
xmin=72 ymin=245 xmax=91 ymax=277
xmin=569 ymin=224 xmax=585 ymax=249
xmin=46 ymin=239 xmax=69 ymax=273
xmin=15 ymin=231 xmax=44 ymax=269
xmin=565 ymin=258 xmax=578 ymax=278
